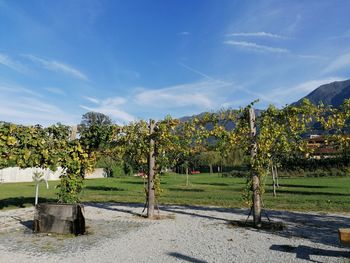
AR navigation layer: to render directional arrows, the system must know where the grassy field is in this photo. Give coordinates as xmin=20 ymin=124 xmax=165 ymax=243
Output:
xmin=0 ymin=173 xmax=350 ymax=213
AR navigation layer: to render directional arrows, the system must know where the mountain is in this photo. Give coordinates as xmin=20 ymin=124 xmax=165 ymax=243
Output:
xmin=294 ymin=79 xmax=350 ymax=107
xmin=179 ymin=109 xmax=263 ymax=132
xmin=179 ymin=79 xmax=350 ymax=125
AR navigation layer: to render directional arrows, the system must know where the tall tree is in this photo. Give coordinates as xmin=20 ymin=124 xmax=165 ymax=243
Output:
xmin=78 ymin=112 xmax=114 ymax=153
xmin=79 ymin=111 xmax=112 ymax=128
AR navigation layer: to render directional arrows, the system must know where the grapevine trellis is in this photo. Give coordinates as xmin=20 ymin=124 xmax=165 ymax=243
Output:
xmin=0 ymin=123 xmax=93 ymax=203
xmin=1 ymin=99 xmax=350 ymax=226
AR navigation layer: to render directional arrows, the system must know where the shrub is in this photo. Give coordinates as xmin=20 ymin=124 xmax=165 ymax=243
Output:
xmin=222 ymin=170 xmax=249 ymax=178
xmin=96 ymin=156 xmax=125 ymax=177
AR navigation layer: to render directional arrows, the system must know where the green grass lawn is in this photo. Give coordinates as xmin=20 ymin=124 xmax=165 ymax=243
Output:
xmin=1 ymin=173 xmax=350 ymax=213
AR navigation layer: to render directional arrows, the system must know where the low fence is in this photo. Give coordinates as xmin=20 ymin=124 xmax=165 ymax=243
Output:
xmin=0 ymin=167 xmax=106 ymax=183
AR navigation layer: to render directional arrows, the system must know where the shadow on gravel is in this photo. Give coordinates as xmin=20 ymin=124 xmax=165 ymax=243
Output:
xmin=87 ymin=203 xmax=245 ymax=221
xmin=162 ymin=204 xmax=247 ymax=215
xmin=87 ymin=202 xmax=145 ymax=217
xmin=160 ymin=204 xmax=249 ymax=222
xmin=161 ymin=205 xmax=350 ymax=248
xmin=87 ymin=203 xmax=350 ymax=248
xmin=264 ymin=210 xmax=350 ymax=248
xmin=10 ymin=216 xmax=33 ymax=231
xmin=168 ymin=252 xmax=208 ymax=263
xmin=270 ymin=244 xmax=350 ymax=262
xmin=160 ymin=207 xmax=233 ymax=222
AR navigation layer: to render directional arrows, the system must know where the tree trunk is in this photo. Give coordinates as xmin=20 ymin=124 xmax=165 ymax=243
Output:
xmin=272 ymin=165 xmax=276 ymax=197
xmin=147 ymin=120 xmax=155 ymax=219
xmin=249 ymin=108 xmax=261 ymax=227
xmin=186 ymin=167 xmax=189 ymax=186
xmin=252 ymin=173 xmax=261 ymax=227
xmin=274 ymin=165 xmax=279 ymax=188
xmin=209 ymin=164 xmax=213 ymax=174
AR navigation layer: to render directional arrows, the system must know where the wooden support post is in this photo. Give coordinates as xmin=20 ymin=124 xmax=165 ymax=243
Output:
xmin=248 ymin=108 xmax=261 ymax=227
xmin=147 ymin=119 xmax=155 ymax=218
xmin=70 ymin=125 xmax=78 ymax=140
xmin=272 ymin=164 xmax=277 ymax=197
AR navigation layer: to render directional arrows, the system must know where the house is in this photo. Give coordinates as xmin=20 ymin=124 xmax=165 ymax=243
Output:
xmin=306 ymin=135 xmax=338 ymax=159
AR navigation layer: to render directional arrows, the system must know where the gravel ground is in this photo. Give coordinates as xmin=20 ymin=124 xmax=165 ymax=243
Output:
xmin=0 ymin=203 xmax=349 ymax=263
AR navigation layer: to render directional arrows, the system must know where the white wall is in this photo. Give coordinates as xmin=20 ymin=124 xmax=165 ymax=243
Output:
xmin=0 ymin=167 xmax=106 ymax=183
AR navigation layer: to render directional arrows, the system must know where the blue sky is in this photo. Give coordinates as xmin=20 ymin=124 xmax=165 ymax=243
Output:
xmin=0 ymin=0 xmax=350 ymax=125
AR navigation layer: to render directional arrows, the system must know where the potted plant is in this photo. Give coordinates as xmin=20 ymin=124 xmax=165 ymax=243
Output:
xmin=34 ymin=140 xmax=92 ymax=235
xmin=0 ymin=123 xmax=92 ymax=235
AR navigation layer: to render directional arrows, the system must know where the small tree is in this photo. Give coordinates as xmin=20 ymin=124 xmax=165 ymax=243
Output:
xmin=198 ymin=151 xmax=221 ymax=173
xmin=222 ymin=147 xmax=245 ymax=168
xmin=57 ymin=140 xmax=92 ymax=203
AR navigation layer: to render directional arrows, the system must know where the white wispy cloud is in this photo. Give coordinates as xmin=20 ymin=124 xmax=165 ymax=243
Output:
xmin=297 ymin=54 xmax=328 ymax=60
xmin=45 ymin=87 xmax=65 ymax=95
xmin=286 ymin=13 xmax=302 ymax=34
xmin=283 ymin=78 xmax=343 ymax=94
xmin=224 ymin=40 xmax=289 ymax=53
xmin=226 ymin=31 xmax=287 ymax=39
xmin=0 ymin=81 xmax=77 ymax=125
xmin=0 ymin=53 xmax=27 ymax=73
xmin=83 ymin=96 xmax=100 ymax=104
xmin=178 ymin=62 xmax=245 ymax=104
xmin=134 ymin=80 xmax=232 ymax=109
xmin=0 ymin=83 xmax=41 ymax=97
xmin=102 ymin=97 xmax=127 ymax=106
xmin=24 ymin=54 xmax=88 ymax=81
xmin=80 ymin=96 xmax=134 ymax=124
xmin=262 ymin=77 xmax=344 ymax=105
xmin=81 ymin=77 xmax=242 ymax=121
xmin=18 ymin=97 xmax=64 ymax=114
xmin=323 ymin=52 xmax=350 ymax=73
xmin=0 ymin=94 xmax=77 ymax=125
xmin=178 ymin=62 xmax=216 ymax=81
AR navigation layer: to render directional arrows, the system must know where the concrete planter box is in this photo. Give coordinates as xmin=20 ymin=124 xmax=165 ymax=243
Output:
xmin=34 ymin=203 xmax=85 ymax=235
xmin=339 ymin=228 xmax=350 ymax=246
